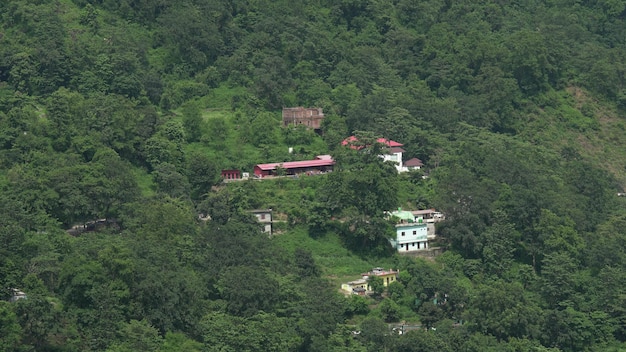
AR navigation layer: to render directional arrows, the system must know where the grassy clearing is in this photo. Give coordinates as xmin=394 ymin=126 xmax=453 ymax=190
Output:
xmin=199 ymin=85 xmax=247 ymax=110
xmin=522 ymin=87 xmax=626 ymax=189
xmin=131 ymin=166 xmax=155 ymax=197
xmin=274 ymin=226 xmax=396 ymax=287
xmin=201 ymin=109 xmax=234 ymax=121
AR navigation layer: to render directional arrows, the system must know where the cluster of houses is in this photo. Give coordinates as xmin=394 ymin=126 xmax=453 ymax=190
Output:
xmin=340 ymin=210 xmax=445 ymax=295
xmin=222 ymin=107 xmax=447 ymax=253
xmin=221 ymin=106 xmax=425 ymax=181
xmin=341 ymin=135 xmax=423 ymax=173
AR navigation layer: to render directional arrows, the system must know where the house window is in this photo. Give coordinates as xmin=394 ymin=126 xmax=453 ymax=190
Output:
xmin=413 ymin=230 xmax=416 ymax=235
xmin=412 ymin=243 xmax=415 ymax=247
xmin=401 ymin=232 xmax=405 ymax=236
xmin=260 ymin=214 xmax=265 ymax=220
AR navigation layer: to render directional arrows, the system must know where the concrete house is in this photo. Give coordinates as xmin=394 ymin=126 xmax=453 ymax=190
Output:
xmin=221 ymin=169 xmax=241 ymax=181
xmin=341 ymin=279 xmax=369 ymax=295
xmin=404 ymin=158 xmax=424 ymax=170
xmin=9 ymin=289 xmax=27 ymax=302
xmin=341 ymin=268 xmax=399 ymax=295
xmin=250 ymin=209 xmax=273 ymax=235
xmin=388 ymin=209 xmax=429 ymax=252
xmin=342 ymin=136 xmax=409 ymax=173
xmin=361 ymin=267 xmax=399 ymax=288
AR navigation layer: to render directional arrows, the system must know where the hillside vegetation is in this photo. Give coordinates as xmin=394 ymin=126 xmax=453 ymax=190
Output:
xmin=1 ymin=0 xmax=626 ymax=351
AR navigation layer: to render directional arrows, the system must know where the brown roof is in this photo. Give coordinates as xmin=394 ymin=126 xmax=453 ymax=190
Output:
xmin=411 ymin=209 xmax=436 ymax=216
xmin=404 ymin=158 xmax=424 ymax=167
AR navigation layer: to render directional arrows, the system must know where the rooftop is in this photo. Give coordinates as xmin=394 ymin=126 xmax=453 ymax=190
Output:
xmin=362 ymin=267 xmax=399 ymax=277
xmin=405 ymin=158 xmax=424 ymax=167
xmin=390 ymin=210 xmax=415 ymax=222
xmin=315 ymin=154 xmax=333 ymax=160
xmin=342 ymin=136 xmax=404 ymax=148
xmin=255 ymin=158 xmax=335 ymax=171
xmin=411 ymin=209 xmax=436 ymax=216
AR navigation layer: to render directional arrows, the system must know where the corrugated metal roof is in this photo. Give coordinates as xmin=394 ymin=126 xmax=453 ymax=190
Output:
xmin=411 ymin=209 xmax=436 ymax=215
xmin=255 ymin=159 xmax=335 ymax=170
xmin=342 ymin=136 xmax=404 ymax=147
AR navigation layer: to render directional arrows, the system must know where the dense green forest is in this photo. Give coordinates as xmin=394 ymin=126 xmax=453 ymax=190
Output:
xmin=1 ymin=0 xmax=626 ymax=351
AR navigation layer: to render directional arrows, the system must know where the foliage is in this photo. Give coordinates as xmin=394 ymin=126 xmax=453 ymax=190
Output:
xmin=1 ymin=0 xmax=626 ymax=350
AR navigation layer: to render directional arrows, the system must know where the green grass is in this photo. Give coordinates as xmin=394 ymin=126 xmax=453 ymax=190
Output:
xmin=274 ymin=226 xmax=396 ymax=287
xmin=201 ymin=109 xmax=235 ymax=122
xmin=521 ymin=87 xmax=626 ymax=188
xmin=198 ymin=85 xmax=247 ymax=110
xmin=131 ymin=166 xmax=155 ymax=197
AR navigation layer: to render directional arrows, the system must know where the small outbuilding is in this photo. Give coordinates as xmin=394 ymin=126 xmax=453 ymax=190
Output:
xmin=250 ymin=209 xmax=273 ymax=235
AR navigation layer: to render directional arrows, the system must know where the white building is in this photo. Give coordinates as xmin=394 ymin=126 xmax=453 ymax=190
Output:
xmin=9 ymin=289 xmax=27 ymax=302
xmin=250 ymin=209 xmax=273 ymax=235
xmin=382 ymin=146 xmax=408 ymax=173
xmin=342 ymin=136 xmax=411 ymax=173
xmin=388 ymin=210 xmax=430 ymax=252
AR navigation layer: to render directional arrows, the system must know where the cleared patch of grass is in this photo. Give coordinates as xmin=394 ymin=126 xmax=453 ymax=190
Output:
xmin=198 ymin=85 xmax=247 ymax=110
xmin=201 ymin=109 xmax=235 ymax=121
xmin=131 ymin=166 xmax=155 ymax=197
xmin=274 ymin=226 xmax=396 ymax=287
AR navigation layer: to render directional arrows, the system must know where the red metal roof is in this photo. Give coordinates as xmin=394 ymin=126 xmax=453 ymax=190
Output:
xmin=255 ymin=158 xmax=335 ymax=171
xmin=342 ymin=136 xmax=403 ymax=148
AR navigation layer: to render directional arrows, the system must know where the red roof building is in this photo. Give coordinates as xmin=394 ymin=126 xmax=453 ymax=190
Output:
xmin=254 ymin=155 xmax=335 ymax=177
xmin=342 ymin=136 xmax=409 ymax=172
xmin=341 ymin=136 xmax=404 ymax=149
xmin=221 ymin=169 xmax=241 ymax=180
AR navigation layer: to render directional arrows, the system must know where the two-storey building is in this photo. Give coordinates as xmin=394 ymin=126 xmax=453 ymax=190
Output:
xmin=388 ymin=209 xmax=429 ymax=252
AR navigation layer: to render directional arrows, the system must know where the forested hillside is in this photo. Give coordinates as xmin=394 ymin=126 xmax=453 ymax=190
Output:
xmin=1 ymin=0 xmax=626 ymax=351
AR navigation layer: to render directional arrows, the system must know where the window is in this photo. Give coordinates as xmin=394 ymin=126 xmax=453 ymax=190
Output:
xmin=260 ymin=214 xmax=265 ymax=220
xmin=401 ymin=232 xmax=405 ymax=236
xmin=412 ymin=243 xmax=415 ymax=247
xmin=413 ymin=230 xmax=416 ymax=235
